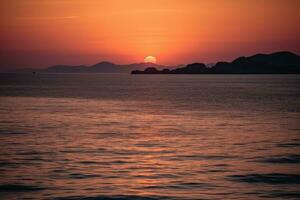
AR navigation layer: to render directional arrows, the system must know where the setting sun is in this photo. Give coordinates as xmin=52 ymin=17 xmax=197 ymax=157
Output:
xmin=144 ymin=56 xmax=157 ymax=64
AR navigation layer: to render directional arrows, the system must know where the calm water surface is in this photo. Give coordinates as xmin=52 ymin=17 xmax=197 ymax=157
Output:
xmin=0 ymin=73 xmax=299 ymax=200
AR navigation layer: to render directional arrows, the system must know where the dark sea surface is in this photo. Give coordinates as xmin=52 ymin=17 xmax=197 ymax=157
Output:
xmin=0 ymin=73 xmax=299 ymax=200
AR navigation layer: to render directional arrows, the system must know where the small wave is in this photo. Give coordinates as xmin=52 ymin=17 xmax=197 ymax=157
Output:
xmin=17 ymin=150 xmax=56 ymax=156
xmin=51 ymin=169 xmax=67 ymax=173
xmin=258 ymin=190 xmax=300 ymax=198
xmin=0 ymin=161 xmax=39 ymax=168
xmin=78 ymin=161 xmax=100 ymax=165
xmin=141 ymin=182 xmax=215 ymax=190
xmin=228 ymin=173 xmax=300 ymax=184
xmin=0 ymin=161 xmax=18 ymax=167
xmin=0 ymin=184 xmax=45 ymax=192
xmin=254 ymin=154 xmax=300 ymax=164
xmin=60 ymin=147 xmax=107 ymax=154
xmin=54 ymin=195 xmax=174 ymax=200
xmin=205 ymin=169 xmax=231 ymax=173
xmin=171 ymin=154 xmax=235 ymax=161
xmin=214 ymin=163 xmax=230 ymax=167
xmin=278 ymin=143 xmax=300 ymax=147
xmin=0 ymin=130 xmax=28 ymax=135
xmin=68 ymin=173 xmax=101 ymax=179
xmin=133 ymin=173 xmax=178 ymax=179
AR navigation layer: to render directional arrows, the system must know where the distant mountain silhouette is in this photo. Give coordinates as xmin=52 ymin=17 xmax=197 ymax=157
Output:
xmin=2 ymin=51 xmax=299 ymax=74
xmin=42 ymin=62 xmax=175 ymax=73
xmin=43 ymin=65 xmax=87 ymax=73
xmin=132 ymin=51 xmax=300 ymax=74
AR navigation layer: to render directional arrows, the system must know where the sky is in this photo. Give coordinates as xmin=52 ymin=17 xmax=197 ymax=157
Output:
xmin=0 ymin=0 xmax=299 ymax=69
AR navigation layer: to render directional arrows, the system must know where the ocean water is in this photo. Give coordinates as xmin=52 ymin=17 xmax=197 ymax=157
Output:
xmin=0 ymin=73 xmax=299 ymax=200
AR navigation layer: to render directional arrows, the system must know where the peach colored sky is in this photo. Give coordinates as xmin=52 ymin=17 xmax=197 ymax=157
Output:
xmin=0 ymin=0 xmax=299 ymax=68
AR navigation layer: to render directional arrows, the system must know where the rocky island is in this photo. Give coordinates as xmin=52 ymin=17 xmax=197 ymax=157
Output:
xmin=131 ymin=51 xmax=300 ymax=74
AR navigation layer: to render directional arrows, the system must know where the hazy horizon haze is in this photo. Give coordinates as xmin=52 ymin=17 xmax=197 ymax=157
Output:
xmin=1 ymin=0 xmax=299 ymax=69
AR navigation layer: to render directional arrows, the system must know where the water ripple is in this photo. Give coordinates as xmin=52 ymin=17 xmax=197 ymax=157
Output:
xmin=54 ymin=195 xmax=176 ymax=200
xmin=278 ymin=143 xmax=300 ymax=148
xmin=228 ymin=173 xmax=300 ymax=184
xmin=0 ymin=184 xmax=45 ymax=192
xmin=258 ymin=190 xmax=300 ymax=199
xmin=254 ymin=154 xmax=300 ymax=164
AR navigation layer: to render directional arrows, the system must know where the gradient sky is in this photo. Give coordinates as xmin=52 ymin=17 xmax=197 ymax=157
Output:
xmin=0 ymin=0 xmax=299 ymax=68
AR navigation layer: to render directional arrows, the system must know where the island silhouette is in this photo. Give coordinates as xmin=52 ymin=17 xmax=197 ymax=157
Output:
xmin=8 ymin=51 xmax=299 ymax=74
xmin=42 ymin=62 xmax=175 ymax=73
xmin=132 ymin=51 xmax=300 ymax=74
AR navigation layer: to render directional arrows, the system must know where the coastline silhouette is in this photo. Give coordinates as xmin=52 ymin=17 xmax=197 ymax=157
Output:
xmin=132 ymin=51 xmax=300 ymax=74
xmin=34 ymin=62 xmax=179 ymax=74
xmin=2 ymin=51 xmax=299 ymax=74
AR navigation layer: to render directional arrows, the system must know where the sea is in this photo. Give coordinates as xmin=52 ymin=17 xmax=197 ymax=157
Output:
xmin=0 ymin=73 xmax=299 ymax=200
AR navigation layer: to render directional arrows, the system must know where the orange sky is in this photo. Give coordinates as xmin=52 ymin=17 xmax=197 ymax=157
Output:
xmin=0 ymin=0 xmax=299 ymax=68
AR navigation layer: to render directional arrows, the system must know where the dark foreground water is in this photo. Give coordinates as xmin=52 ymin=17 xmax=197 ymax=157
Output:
xmin=0 ymin=73 xmax=299 ymax=200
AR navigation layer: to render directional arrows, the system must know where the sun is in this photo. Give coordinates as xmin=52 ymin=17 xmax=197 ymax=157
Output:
xmin=144 ymin=56 xmax=157 ymax=64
